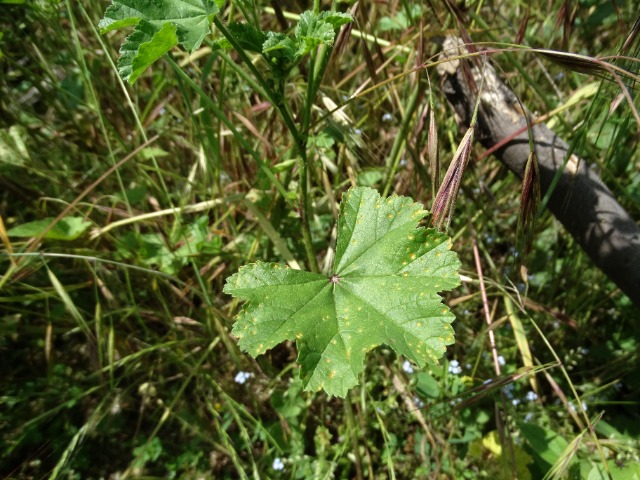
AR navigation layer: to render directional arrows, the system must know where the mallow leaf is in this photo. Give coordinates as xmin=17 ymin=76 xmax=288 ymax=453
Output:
xmin=99 ymin=0 xmax=219 ymax=83
xmin=294 ymin=10 xmax=337 ymax=56
xmin=224 ymin=187 xmax=460 ymax=397
xmin=262 ymin=10 xmax=352 ymax=77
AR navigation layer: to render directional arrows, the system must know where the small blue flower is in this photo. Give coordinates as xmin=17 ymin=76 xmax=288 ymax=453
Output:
xmin=413 ymin=396 xmax=425 ymax=409
xmin=354 ymin=128 xmax=363 ymax=136
xmin=524 ymin=412 xmax=534 ymax=422
xmin=525 ymin=391 xmax=538 ymax=402
xmin=402 ymin=360 xmax=414 ymax=374
xmin=234 ymin=371 xmax=253 ymax=384
xmin=272 ymin=457 xmax=284 ymax=471
xmin=512 ymin=398 xmax=521 ymax=406
xmin=498 ymin=355 xmax=506 ymax=366
xmin=448 ymin=360 xmax=462 ymax=375
xmin=502 ymin=383 xmax=515 ymax=399
xmin=568 ymin=401 xmax=588 ymax=413
xmin=381 ymin=112 xmax=393 ymax=122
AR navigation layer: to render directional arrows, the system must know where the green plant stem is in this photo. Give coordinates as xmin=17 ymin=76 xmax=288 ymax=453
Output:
xmin=213 ymin=16 xmax=318 ymax=272
xmin=212 ymin=17 xmax=298 ymax=139
xmin=382 ymin=76 xmax=423 ymax=197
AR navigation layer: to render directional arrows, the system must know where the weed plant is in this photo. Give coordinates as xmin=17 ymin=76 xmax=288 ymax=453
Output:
xmin=0 ymin=1 xmax=639 ymax=479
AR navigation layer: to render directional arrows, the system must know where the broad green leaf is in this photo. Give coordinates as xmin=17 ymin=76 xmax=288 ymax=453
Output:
xmin=99 ymin=0 xmax=219 ymax=82
xmin=7 ymin=216 xmax=91 ymax=241
xmin=224 ymin=187 xmax=460 ymax=397
xmin=518 ymin=422 xmax=570 ymax=468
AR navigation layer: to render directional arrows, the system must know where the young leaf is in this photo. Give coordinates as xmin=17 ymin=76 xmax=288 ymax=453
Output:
xmin=224 ymin=187 xmax=460 ymax=397
xmin=295 ymin=10 xmax=337 ymax=55
xmin=262 ymin=31 xmax=299 ymax=73
xmin=99 ymin=0 xmax=219 ymax=83
xmin=8 ymin=216 xmax=91 ymax=241
xmin=318 ymin=11 xmax=354 ymax=29
xmin=225 ymin=22 xmax=267 ymax=53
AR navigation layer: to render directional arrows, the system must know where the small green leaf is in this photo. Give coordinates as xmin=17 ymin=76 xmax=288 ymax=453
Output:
xmin=262 ymin=31 xmax=298 ymax=72
xmin=225 ymin=22 xmax=267 ymax=53
xmin=8 ymin=217 xmax=91 ymax=241
xmin=99 ymin=0 xmax=219 ymax=82
xmin=127 ymin=22 xmax=178 ymax=83
xmin=318 ymin=11 xmax=354 ymax=29
xmin=416 ymin=372 xmax=440 ymax=398
xmin=224 ymin=187 xmax=460 ymax=397
xmin=295 ymin=10 xmax=337 ymax=56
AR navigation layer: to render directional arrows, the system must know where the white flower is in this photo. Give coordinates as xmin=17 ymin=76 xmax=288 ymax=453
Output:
xmin=525 ymin=391 xmax=538 ymax=402
xmin=448 ymin=360 xmax=462 ymax=375
xmin=234 ymin=371 xmax=253 ymax=384
xmin=272 ymin=458 xmax=284 ymax=471
xmin=381 ymin=112 xmax=393 ymax=122
xmin=402 ymin=360 xmax=414 ymax=374
xmin=497 ymin=355 xmax=506 ymax=366
xmin=568 ymin=401 xmax=588 ymax=413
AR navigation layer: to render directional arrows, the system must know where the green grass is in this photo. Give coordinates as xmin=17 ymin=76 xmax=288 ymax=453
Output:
xmin=1 ymin=0 xmax=639 ymax=478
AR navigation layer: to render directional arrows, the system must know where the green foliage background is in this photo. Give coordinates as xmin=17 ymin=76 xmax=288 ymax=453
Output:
xmin=0 ymin=0 xmax=639 ymax=478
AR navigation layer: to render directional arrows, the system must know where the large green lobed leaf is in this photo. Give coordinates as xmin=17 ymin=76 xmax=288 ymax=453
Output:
xmin=99 ymin=0 xmax=220 ymax=83
xmin=224 ymin=187 xmax=461 ymax=397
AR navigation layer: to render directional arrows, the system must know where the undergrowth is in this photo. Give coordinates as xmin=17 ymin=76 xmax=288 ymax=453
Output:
xmin=0 ymin=1 xmax=639 ymax=479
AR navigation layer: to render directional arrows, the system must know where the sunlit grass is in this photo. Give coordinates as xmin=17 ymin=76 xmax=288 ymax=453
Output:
xmin=1 ymin=0 xmax=639 ymax=478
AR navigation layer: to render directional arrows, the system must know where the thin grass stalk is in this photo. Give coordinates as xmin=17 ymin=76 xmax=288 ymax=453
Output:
xmin=470 ymin=226 xmax=501 ymax=377
xmin=382 ymin=78 xmax=422 ymax=197
xmin=165 ymin=57 xmax=290 ymax=199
